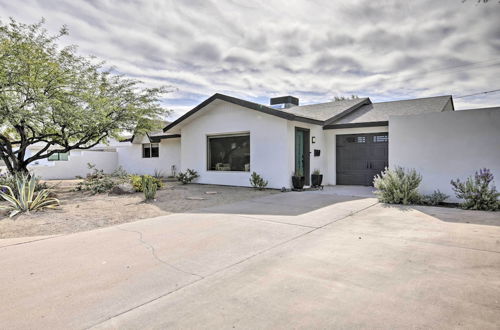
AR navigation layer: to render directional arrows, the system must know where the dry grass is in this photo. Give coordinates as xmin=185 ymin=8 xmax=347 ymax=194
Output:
xmin=0 ymin=180 xmax=278 ymax=239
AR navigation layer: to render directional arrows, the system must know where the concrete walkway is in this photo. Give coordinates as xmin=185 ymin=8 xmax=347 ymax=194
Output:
xmin=1 ymin=191 xmax=499 ymax=329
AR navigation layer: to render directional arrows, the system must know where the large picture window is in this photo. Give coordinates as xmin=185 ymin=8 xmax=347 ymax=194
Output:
xmin=207 ymin=134 xmax=250 ymax=172
xmin=142 ymin=143 xmax=159 ymax=158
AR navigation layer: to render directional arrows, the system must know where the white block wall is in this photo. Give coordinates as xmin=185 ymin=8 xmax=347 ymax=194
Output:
xmin=389 ymin=108 xmax=500 ymax=202
xmin=29 ymin=150 xmax=118 ymax=180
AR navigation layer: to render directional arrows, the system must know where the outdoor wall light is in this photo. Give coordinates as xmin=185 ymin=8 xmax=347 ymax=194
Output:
xmin=312 ymin=136 xmax=316 ymax=143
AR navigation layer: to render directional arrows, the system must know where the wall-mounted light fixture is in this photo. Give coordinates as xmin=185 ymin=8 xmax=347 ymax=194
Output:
xmin=312 ymin=136 xmax=316 ymax=144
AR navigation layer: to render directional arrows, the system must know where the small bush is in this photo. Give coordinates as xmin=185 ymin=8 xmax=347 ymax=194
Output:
xmin=142 ymin=176 xmax=157 ymax=201
xmin=153 ymin=169 xmax=165 ymax=180
xmin=249 ymin=172 xmax=268 ymax=190
xmin=76 ymin=164 xmax=116 ymax=194
xmin=111 ymin=166 xmax=129 ymax=179
xmin=374 ymin=167 xmax=422 ymax=205
xmin=0 ymin=174 xmax=59 ymax=217
xmin=450 ymin=168 xmax=499 ymax=211
xmin=421 ymin=190 xmax=449 ymax=206
xmin=130 ymin=175 xmax=163 ymax=192
xmin=176 ymin=169 xmax=199 ymax=184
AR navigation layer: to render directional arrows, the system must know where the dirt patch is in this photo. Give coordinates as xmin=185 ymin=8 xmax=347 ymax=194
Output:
xmin=0 ymin=180 xmax=278 ymax=238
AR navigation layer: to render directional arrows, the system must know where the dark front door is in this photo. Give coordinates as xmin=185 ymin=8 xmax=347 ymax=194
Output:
xmin=336 ymin=133 xmax=388 ymax=186
xmin=295 ymin=127 xmax=310 ymax=185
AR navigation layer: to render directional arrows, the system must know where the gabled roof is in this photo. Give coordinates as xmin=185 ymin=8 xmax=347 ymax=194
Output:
xmin=163 ymin=93 xmax=455 ymax=132
xmin=163 ymin=93 xmax=369 ymax=132
xmin=325 ymin=95 xmax=453 ymax=129
xmin=282 ymin=98 xmax=371 ymax=122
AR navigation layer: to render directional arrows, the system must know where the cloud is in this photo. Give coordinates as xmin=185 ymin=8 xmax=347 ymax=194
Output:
xmin=1 ymin=0 xmax=499 ymax=116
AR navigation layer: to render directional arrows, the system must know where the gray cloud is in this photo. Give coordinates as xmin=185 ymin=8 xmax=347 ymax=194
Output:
xmin=1 ymin=0 xmax=499 ymax=115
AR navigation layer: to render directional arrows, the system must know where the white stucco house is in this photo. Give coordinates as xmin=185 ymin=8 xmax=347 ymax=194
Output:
xmin=162 ymin=93 xmax=499 ymax=199
xmin=6 ymin=93 xmax=498 ymax=201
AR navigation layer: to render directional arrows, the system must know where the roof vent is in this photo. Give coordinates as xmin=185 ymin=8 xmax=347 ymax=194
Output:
xmin=270 ymin=95 xmax=299 ymax=109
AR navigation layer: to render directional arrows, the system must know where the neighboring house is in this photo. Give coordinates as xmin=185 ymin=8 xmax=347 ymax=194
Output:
xmin=164 ymin=93 xmax=499 ymax=200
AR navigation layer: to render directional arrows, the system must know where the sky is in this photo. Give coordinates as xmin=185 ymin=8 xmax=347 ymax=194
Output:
xmin=1 ymin=0 xmax=500 ymax=119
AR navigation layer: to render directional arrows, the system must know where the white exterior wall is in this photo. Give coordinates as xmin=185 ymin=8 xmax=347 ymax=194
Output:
xmin=180 ymin=100 xmax=290 ymax=189
xmin=324 ymin=126 xmax=389 ymax=185
xmin=116 ymin=137 xmax=180 ymax=176
xmin=389 ymin=108 xmax=500 ymax=201
xmin=29 ymin=150 xmax=118 ymax=179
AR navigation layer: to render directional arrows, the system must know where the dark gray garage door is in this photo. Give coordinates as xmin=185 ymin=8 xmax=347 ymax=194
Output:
xmin=336 ymin=133 xmax=388 ymax=186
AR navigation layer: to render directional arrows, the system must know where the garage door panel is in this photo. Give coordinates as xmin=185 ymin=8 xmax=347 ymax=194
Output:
xmin=336 ymin=133 xmax=388 ymax=186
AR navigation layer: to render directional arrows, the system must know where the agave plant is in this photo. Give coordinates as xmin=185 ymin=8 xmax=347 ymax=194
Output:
xmin=0 ymin=174 xmax=60 ymax=217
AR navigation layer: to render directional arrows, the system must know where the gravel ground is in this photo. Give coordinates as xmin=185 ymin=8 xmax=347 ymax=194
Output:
xmin=0 ymin=180 xmax=278 ymax=238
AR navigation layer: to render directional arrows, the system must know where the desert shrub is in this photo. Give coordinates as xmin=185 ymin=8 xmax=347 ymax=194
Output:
xmin=0 ymin=174 xmax=59 ymax=217
xmin=111 ymin=166 xmax=129 ymax=179
xmin=176 ymin=169 xmax=199 ymax=184
xmin=0 ymin=172 xmax=48 ymax=195
xmin=142 ymin=176 xmax=157 ymax=201
xmin=373 ymin=167 xmax=422 ymax=205
xmin=130 ymin=175 xmax=163 ymax=192
xmin=76 ymin=163 xmax=116 ymax=194
xmin=421 ymin=190 xmax=449 ymax=206
xmin=249 ymin=172 xmax=268 ymax=190
xmin=153 ymin=169 xmax=165 ymax=180
xmin=450 ymin=168 xmax=499 ymax=211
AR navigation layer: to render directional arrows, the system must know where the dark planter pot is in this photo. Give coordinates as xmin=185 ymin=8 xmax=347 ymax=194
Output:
xmin=311 ymin=174 xmax=323 ymax=187
xmin=292 ymin=176 xmax=305 ymax=190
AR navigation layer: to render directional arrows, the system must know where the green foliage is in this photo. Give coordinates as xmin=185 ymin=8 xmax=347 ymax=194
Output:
xmin=142 ymin=176 xmax=157 ymax=201
xmin=176 ymin=169 xmax=199 ymax=184
xmin=0 ymin=173 xmax=59 ymax=217
xmin=249 ymin=172 xmax=268 ymax=190
xmin=111 ymin=166 xmax=129 ymax=179
xmin=374 ymin=167 xmax=422 ymax=205
xmin=421 ymin=190 xmax=449 ymax=206
xmin=130 ymin=175 xmax=163 ymax=192
xmin=451 ymin=168 xmax=499 ymax=211
xmin=153 ymin=169 xmax=165 ymax=180
xmin=0 ymin=172 xmax=48 ymax=196
xmin=312 ymin=169 xmax=321 ymax=175
xmin=76 ymin=163 xmax=117 ymax=194
xmin=0 ymin=18 xmax=170 ymax=174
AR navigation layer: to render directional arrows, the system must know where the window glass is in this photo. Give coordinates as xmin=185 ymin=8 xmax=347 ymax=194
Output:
xmin=347 ymin=136 xmax=366 ymax=143
xmin=208 ymin=134 xmax=250 ymax=171
xmin=142 ymin=144 xmax=151 ymax=158
xmin=151 ymin=143 xmax=159 ymax=158
xmin=48 ymin=152 xmax=69 ymax=161
xmin=373 ymin=135 xmax=388 ymax=143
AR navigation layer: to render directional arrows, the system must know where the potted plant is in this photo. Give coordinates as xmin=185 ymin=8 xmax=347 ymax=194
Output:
xmin=292 ymin=170 xmax=305 ymax=190
xmin=311 ymin=169 xmax=323 ymax=187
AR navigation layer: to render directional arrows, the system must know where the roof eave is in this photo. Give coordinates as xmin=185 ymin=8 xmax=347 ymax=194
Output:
xmin=323 ymin=121 xmax=389 ymax=130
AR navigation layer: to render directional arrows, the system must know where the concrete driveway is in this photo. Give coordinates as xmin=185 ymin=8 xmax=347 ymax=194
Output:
xmin=1 ymin=190 xmax=499 ymax=329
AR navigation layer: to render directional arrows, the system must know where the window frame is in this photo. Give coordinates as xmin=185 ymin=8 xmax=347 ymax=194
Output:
xmin=142 ymin=143 xmax=159 ymax=158
xmin=206 ymin=132 xmax=250 ymax=172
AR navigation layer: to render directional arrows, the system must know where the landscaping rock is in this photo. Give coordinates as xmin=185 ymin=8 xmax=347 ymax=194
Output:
xmin=110 ymin=183 xmax=135 ymax=195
